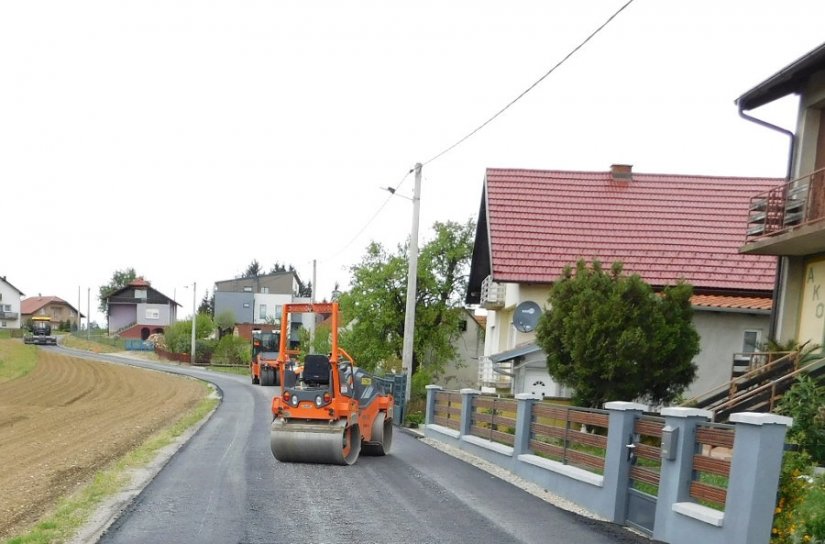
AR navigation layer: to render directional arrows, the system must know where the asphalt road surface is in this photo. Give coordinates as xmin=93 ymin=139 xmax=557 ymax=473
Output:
xmin=59 ymin=347 xmax=650 ymax=544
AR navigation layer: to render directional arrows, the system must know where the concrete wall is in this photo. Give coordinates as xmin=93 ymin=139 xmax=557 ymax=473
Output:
xmin=108 ymin=304 xmax=136 ymax=332
xmin=136 ymin=302 xmax=171 ymax=326
xmin=688 ymin=309 xmax=771 ymax=397
xmin=437 ymin=312 xmax=484 ymax=390
xmin=214 ymin=291 xmax=255 ymax=324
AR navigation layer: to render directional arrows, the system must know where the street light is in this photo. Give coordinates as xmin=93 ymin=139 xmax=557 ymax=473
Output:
xmin=385 ymin=164 xmax=422 ymax=406
xmin=191 ymin=281 xmax=197 ymax=365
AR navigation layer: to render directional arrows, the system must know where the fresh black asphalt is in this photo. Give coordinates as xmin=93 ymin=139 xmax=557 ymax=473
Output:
xmin=56 ymin=347 xmax=650 ymax=544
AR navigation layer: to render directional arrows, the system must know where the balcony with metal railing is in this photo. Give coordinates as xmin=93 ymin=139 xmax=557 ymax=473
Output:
xmin=742 ymin=167 xmax=825 ymax=255
xmin=0 ymin=311 xmax=19 ymax=320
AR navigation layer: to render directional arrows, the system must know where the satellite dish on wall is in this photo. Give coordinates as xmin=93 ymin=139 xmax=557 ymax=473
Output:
xmin=513 ymin=301 xmax=542 ymax=333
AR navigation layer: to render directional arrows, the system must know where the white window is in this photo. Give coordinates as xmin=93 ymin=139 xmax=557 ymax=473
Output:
xmin=243 ymin=286 xmax=253 ymax=292
xmin=1 ymin=322 xmax=5 ymax=328
xmin=243 ymin=303 xmax=250 ymax=308
xmin=261 ymin=287 xmax=269 ymax=294
xmin=1 ymin=304 xmax=10 ymax=312
xmin=135 ymin=289 xmax=147 ymax=299
xmin=259 ymin=304 xmax=267 ymax=319
xmin=742 ymin=330 xmax=761 ymax=353
xmin=146 ymin=309 xmax=160 ymax=320
xmin=275 ymin=304 xmax=282 ymax=317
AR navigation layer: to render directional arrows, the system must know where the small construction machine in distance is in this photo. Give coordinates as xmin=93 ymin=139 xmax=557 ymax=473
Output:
xmin=24 ymin=316 xmax=57 ymax=345
xmin=270 ymin=302 xmax=394 ymax=465
xmin=251 ymin=330 xmax=281 ymax=386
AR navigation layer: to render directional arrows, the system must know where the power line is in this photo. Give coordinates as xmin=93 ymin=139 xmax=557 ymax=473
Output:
xmin=423 ymin=0 xmax=635 ymax=167
xmin=320 ymin=167 xmax=414 ymax=263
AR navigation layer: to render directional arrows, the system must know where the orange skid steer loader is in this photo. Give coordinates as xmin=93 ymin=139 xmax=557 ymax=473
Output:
xmin=270 ymin=302 xmax=393 ymax=465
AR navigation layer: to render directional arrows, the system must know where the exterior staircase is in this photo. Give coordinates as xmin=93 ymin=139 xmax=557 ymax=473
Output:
xmin=683 ymin=349 xmax=825 ymax=422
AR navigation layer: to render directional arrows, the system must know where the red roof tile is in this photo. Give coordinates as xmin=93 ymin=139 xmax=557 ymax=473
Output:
xmin=485 ymin=168 xmax=780 ymax=292
xmin=21 ymin=296 xmax=78 ymax=315
xmin=691 ymin=295 xmax=772 ymax=311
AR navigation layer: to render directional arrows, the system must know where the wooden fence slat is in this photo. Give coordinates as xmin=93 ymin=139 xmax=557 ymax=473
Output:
xmin=532 ymin=405 xmax=571 ymax=420
xmin=530 ymin=422 xmax=567 ymax=441
xmin=567 ymin=430 xmax=607 ymax=449
xmin=696 ymin=427 xmax=735 ymax=448
xmin=529 ymin=440 xmax=565 ymax=459
xmin=568 ymin=411 xmax=609 ymax=428
xmin=635 ymin=419 xmax=665 ymax=437
xmin=634 ymin=443 xmax=661 ymax=462
xmin=690 ymin=481 xmax=727 ymax=506
xmin=434 ymin=416 xmax=460 ymax=430
xmin=630 ymin=466 xmax=660 ymax=486
xmin=566 ymin=449 xmax=605 ymax=471
xmin=692 ymin=455 xmax=731 ymax=477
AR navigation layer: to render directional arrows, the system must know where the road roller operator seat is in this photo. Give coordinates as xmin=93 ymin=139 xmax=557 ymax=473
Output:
xmin=302 ymin=355 xmax=330 ymax=386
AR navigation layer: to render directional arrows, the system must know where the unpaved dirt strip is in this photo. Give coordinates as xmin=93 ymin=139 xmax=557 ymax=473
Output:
xmin=0 ymin=348 xmax=205 ymax=540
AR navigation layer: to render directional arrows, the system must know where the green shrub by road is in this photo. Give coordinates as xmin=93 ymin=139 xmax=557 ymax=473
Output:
xmin=0 ymin=338 xmax=37 ymax=383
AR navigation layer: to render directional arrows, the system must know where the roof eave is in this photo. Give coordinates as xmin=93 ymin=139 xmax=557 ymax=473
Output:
xmin=736 ymin=42 xmax=825 ymax=110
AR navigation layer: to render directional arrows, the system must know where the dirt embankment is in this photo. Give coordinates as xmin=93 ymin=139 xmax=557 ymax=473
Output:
xmin=0 ymin=349 xmax=205 ymax=540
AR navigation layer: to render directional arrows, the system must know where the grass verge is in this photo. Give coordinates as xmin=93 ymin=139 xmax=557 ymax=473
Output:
xmin=209 ymin=365 xmax=249 ymax=377
xmin=4 ymin=385 xmax=219 ymax=544
xmin=0 ymin=338 xmax=37 ymax=384
xmin=61 ymin=335 xmax=123 ymax=354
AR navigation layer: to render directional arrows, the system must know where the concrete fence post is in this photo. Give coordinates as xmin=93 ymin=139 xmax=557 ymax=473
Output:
xmin=459 ymin=388 xmax=480 ymax=437
xmin=424 ymin=385 xmax=442 ymax=426
xmin=722 ymin=413 xmax=793 ymax=544
xmin=603 ymin=401 xmax=648 ymax=524
xmin=653 ymin=407 xmax=712 ymax=544
xmin=514 ymin=393 xmax=542 ymax=455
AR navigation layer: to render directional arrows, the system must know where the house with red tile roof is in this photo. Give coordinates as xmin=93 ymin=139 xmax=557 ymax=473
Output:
xmin=738 ymin=42 xmax=825 ymax=355
xmin=21 ymin=296 xmax=84 ymax=330
xmin=0 ymin=276 xmax=25 ymax=329
xmin=466 ymin=165 xmax=782 ymax=398
xmin=105 ymin=278 xmax=180 ymax=339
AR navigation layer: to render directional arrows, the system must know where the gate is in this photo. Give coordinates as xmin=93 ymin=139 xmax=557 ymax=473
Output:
xmin=625 ymin=415 xmax=664 ymax=535
xmin=375 ymin=374 xmax=407 ymax=424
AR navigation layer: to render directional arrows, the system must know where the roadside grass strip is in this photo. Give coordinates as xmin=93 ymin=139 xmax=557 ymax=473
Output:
xmin=4 ymin=386 xmax=219 ymax=544
xmin=61 ymin=335 xmax=123 ymax=354
xmin=0 ymin=338 xmax=37 ymax=383
xmin=209 ymin=365 xmax=249 ymax=376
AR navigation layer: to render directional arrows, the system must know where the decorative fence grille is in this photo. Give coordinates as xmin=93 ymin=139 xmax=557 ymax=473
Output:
xmin=529 ymin=403 xmax=609 ymax=473
xmin=469 ymin=396 xmax=517 ymax=446
xmin=691 ymin=423 xmax=735 ymax=510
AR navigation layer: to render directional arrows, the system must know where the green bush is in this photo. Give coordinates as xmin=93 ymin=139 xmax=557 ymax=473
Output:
xmin=772 ymin=451 xmax=813 ymax=543
xmin=795 ymin=474 xmax=825 ymax=541
xmin=778 ymin=376 xmax=825 ymax=465
xmin=411 ymin=366 xmax=434 ymax=400
xmin=212 ymin=335 xmax=251 ymax=365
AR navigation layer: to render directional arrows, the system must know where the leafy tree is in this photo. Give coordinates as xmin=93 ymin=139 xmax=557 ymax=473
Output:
xmin=98 ymin=268 xmax=137 ymax=313
xmin=164 ymin=313 xmax=214 ymax=353
xmin=297 ymin=322 xmax=332 ymax=357
xmin=778 ymin=375 xmax=825 ymax=465
xmin=215 ymin=310 xmax=236 ymax=338
xmin=338 ymin=219 xmax=474 ymax=378
xmin=535 ymin=260 xmax=699 ymax=408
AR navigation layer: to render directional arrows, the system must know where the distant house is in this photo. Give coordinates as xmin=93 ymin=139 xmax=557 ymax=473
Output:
xmin=434 ymin=310 xmax=485 ymax=390
xmin=466 ymin=165 xmax=781 ymax=398
xmin=0 ymin=276 xmax=24 ymax=329
xmin=105 ymin=278 xmax=179 ymax=339
xmin=214 ymin=271 xmax=310 ymax=341
xmin=21 ymin=296 xmax=84 ymax=330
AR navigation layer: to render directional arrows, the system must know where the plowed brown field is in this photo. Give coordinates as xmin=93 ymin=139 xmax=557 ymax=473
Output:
xmin=0 ymin=349 xmax=205 ymax=540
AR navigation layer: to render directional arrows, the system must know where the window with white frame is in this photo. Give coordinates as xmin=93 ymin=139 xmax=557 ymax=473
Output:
xmin=146 ymin=309 xmax=160 ymax=320
xmin=259 ymin=304 xmax=267 ymax=319
xmin=742 ymin=330 xmax=761 ymax=353
xmin=261 ymin=287 xmax=269 ymax=294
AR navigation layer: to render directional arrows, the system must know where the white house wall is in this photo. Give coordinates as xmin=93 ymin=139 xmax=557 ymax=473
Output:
xmin=0 ymin=280 xmax=22 ymax=329
xmin=253 ymin=293 xmax=293 ymax=324
xmin=689 ymin=309 xmax=771 ymax=398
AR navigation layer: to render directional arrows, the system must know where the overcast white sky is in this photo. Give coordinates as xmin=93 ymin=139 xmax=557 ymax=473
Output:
xmin=3 ymin=1 xmax=825 ymax=325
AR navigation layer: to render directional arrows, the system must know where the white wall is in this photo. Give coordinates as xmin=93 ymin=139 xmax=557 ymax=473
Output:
xmin=687 ymin=309 xmax=771 ymax=398
xmin=0 ymin=279 xmax=22 ymax=329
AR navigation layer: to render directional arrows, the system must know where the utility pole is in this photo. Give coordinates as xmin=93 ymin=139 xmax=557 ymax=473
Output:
xmin=87 ymin=288 xmax=91 ymax=341
xmin=190 ymin=282 xmax=197 ymax=364
xmin=77 ymin=286 xmax=81 ymax=333
xmin=402 ymin=163 xmax=422 ymax=405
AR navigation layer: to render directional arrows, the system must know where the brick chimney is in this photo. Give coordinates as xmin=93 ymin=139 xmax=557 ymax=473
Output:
xmin=610 ymin=164 xmax=633 ymax=182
